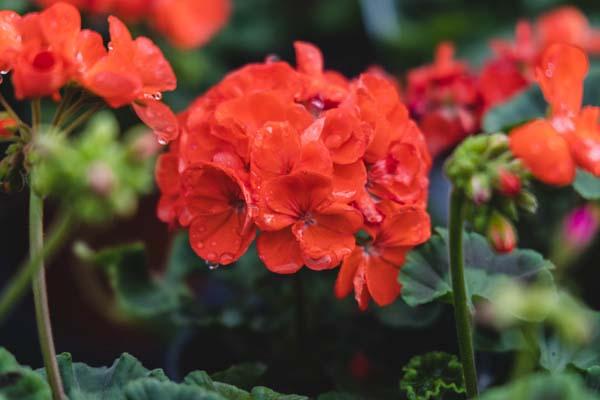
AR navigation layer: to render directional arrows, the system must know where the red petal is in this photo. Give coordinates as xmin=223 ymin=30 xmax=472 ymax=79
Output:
xmin=567 ymin=106 xmax=600 ymax=176
xmin=332 ymin=161 xmax=367 ymax=202
xmin=294 ymin=41 xmax=323 ymax=76
xmin=257 ymin=228 xmax=304 ymax=274
xmin=335 ymin=247 xmax=364 ymax=299
xmin=155 ymin=152 xmax=180 ymax=195
xmin=365 ymin=255 xmax=401 ymax=306
xmin=376 ymin=207 xmax=431 ymax=248
xmin=509 ymin=119 xmax=575 ymax=186
xmin=133 ymin=99 xmax=179 ymax=143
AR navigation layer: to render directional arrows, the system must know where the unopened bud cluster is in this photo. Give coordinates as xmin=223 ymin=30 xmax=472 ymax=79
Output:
xmin=445 ymin=133 xmax=537 ymax=253
xmin=28 ymin=112 xmax=156 ymax=224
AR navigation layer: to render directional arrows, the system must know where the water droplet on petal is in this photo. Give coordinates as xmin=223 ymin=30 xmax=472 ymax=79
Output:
xmin=196 ymin=241 xmax=204 ymax=249
xmin=157 ymin=138 xmax=167 ymax=145
xmin=220 ymin=253 xmax=234 ymax=264
xmin=210 ymin=241 xmax=217 ymax=247
xmin=265 ymin=54 xmax=280 ymax=63
xmin=108 ymin=42 xmax=114 ymax=51
xmin=152 ymin=92 xmax=162 ymax=100
xmin=207 ymin=262 xmax=221 ymax=270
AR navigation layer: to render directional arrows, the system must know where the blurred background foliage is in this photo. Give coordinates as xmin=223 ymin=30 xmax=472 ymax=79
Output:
xmin=1 ymin=0 xmax=600 ymax=398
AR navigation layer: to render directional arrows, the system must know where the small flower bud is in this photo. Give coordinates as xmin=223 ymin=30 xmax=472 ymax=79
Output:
xmin=130 ymin=132 xmax=161 ymax=161
xmin=497 ymin=169 xmax=521 ymax=197
xmin=487 ymin=212 xmax=517 ymax=253
xmin=0 ymin=116 xmax=17 ymax=138
xmin=517 ymin=191 xmax=538 ymax=214
xmin=468 ymin=174 xmax=491 ymax=205
xmin=86 ymin=161 xmax=115 ymax=196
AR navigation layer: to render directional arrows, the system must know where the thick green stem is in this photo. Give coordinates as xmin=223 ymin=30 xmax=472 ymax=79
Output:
xmin=449 ymin=188 xmax=479 ymax=398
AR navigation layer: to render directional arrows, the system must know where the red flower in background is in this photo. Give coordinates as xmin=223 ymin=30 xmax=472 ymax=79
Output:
xmin=156 ymin=41 xmax=431 ymax=309
xmin=407 ymin=42 xmax=482 ymax=159
xmin=537 ymin=6 xmax=600 ymax=54
xmin=509 ymin=43 xmax=600 ymax=186
xmin=38 ymin=0 xmax=231 ymax=50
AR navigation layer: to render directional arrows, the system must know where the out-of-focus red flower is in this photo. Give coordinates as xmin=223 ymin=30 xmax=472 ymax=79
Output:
xmin=0 ymin=116 xmax=17 ymax=137
xmin=537 ymin=6 xmax=600 ymax=54
xmin=407 ymin=42 xmax=482 ymax=159
xmin=335 ymin=205 xmax=430 ymax=310
xmin=509 ymin=43 xmax=600 ymax=186
xmin=487 ymin=212 xmax=517 ymax=253
xmin=156 ymin=41 xmax=431 ymax=310
xmin=37 ymin=0 xmax=231 ymax=50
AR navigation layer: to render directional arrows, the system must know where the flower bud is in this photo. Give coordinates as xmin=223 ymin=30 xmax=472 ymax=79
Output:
xmin=129 ymin=132 xmax=161 ymax=161
xmin=497 ymin=169 xmax=521 ymax=197
xmin=517 ymin=191 xmax=538 ymax=214
xmin=86 ymin=161 xmax=115 ymax=196
xmin=0 ymin=115 xmax=17 ymax=138
xmin=487 ymin=212 xmax=517 ymax=253
xmin=468 ymin=174 xmax=491 ymax=205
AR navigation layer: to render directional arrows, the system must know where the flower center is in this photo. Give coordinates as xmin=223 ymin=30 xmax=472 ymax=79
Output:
xmin=301 ymin=212 xmax=316 ymax=226
xmin=33 ymin=51 xmax=56 ymax=71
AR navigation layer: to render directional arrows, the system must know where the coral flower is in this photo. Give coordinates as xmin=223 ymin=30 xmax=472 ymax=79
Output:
xmin=335 ymin=205 xmax=430 ymax=310
xmin=537 ymin=6 xmax=600 ymax=54
xmin=256 ymin=172 xmax=362 ymax=273
xmin=509 ymin=43 xmax=600 ymax=186
xmin=182 ymin=163 xmax=255 ymax=265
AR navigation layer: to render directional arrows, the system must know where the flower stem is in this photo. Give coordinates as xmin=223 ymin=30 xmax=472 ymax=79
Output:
xmin=449 ymin=188 xmax=478 ymax=398
xmin=30 ymin=99 xmax=66 ymax=400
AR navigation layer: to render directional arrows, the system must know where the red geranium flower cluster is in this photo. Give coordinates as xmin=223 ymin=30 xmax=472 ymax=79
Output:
xmin=407 ymin=6 xmax=600 ymax=159
xmin=156 ymin=42 xmax=431 ymax=310
xmin=510 ymin=43 xmax=600 ymax=186
xmin=38 ymin=0 xmax=231 ymax=49
xmin=0 ymin=2 xmax=178 ymax=143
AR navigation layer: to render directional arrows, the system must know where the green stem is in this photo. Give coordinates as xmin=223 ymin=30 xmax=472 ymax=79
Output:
xmin=449 ymin=188 xmax=479 ymax=398
xmin=30 ymin=100 xmax=66 ymax=400
xmin=61 ymin=103 xmax=103 ymax=136
xmin=0 ymin=92 xmax=30 ymax=137
xmin=0 ymin=210 xmax=73 ymax=323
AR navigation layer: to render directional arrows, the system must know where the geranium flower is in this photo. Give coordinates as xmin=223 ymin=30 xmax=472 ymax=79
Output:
xmin=256 ymin=171 xmax=362 ymax=273
xmin=537 ymin=6 xmax=600 ymax=54
xmin=407 ymin=42 xmax=482 ymax=159
xmin=509 ymin=43 xmax=600 ymax=186
xmin=335 ymin=204 xmax=430 ymax=310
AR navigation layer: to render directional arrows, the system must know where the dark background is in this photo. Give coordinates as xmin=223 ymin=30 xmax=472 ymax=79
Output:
xmin=1 ymin=0 xmax=600 ymax=398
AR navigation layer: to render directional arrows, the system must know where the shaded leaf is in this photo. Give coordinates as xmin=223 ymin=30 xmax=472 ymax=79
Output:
xmin=185 ymin=371 xmax=250 ymax=400
xmin=482 ymin=85 xmax=546 ymax=133
xmin=479 ymin=373 xmax=597 ymax=400
xmin=374 ymin=299 xmax=443 ymax=329
xmin=399 ymin=228 xmax=554 ymax=309
xmin=399 ymin=352 xmax=465 ymax=400
xmin=38 ymin=353 xmax=167 ymax=400
xmin=125 ymin=379 xmax=226 ymax=400
xmin=573 ymin=170 xmax=600 ymax=200
xmin=0 ymin=348 xmax=51 ymax=400
xmin=249 ymin=387 xmax=308 ymax=400
xmin=211 ymin=363 xmax=266 ymax=390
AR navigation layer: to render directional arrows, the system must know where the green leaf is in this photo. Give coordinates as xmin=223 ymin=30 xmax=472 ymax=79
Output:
xmin=399 ymin=352 xmax=465 ymax=400
xmin=77 ymin=235 xmax=198 ymax=324
xmin=38 ymin=353 xmax=167 ymax=400
xmin=125 ymin=379 xmax=226 ymax=400
xmin=210 ymin=363 xmax=266 ymax=390
xmin=573 ymin=170 xmax=600 ymax=200
xmin=479 ymin=373 xmax=597 ymax=400
xmin=374 ymin=299 xmax=443 ymax=329
xmin=249 ymin=387 xmax=308 ymax=400
xmin=316 ymin=393 xmax=361 ymax=400
xmin=539 ymin=312 xmax=600 ymax=374
xmin=0 ymin=348 xmax=51 ymax=400
xmin=482 ymin=85 xmax=546 ymax=133
xmin=399 ymin=228 xmax=554 ymax=309
xmin=185 ymin=371 xmax=251 ymax=400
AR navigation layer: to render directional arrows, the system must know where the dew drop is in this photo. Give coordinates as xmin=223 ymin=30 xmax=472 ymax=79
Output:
xmin=152 ymin=92 xmax=162 ymax=100
xmin=157 ymin=138 xmax=168 ymax=145
xmin=220 ymin=253 xmax=234 ymax=264
xmin=207 ymin=262 xmax=221 ymax=270
xmin=196 ymin=225 xmax=206 ymax=232
xmin=0 ymin=70 xmax=9 ymax=75
xmin=265 ymin=54 xmax=280 ymax=63
xmin=196 ymin=241 xmax=204 ymax=249
xmin=210 ymin=241 xmax=217 ymax=247
xmin=108 ymin=42 xmax=114 ymax=51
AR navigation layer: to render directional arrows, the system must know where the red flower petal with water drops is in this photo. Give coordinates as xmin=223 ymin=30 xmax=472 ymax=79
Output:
xmin=332 ymin=161 xmax=367 ymax=202
xmin=155 ymin=151 xmax=183 ymax=224
xmin=12 ymin=46 xmax=69 ymax=99
xmin=132 ymin=99 xmax=179 ymax=143
xmin=566 ymin=106 xmax=600 ymax=176
xmin=509 ymin=119 xmax=575 ymax=186
xmin=75 ymin=30 xmax=106 ymax=74
xmin=536 ymin=7 xmax=597 ymax=52
xmin=535 ymin=43 xmax=588 ymax=118
xmin=39 ymin=2 xmax=81 ymax=56
xmin=0 ymin=11 xmax=21 ymax=72
xmin=182 ymin=163 xmax=255 ymax=265
xmin=150 ymin=0 xmax=231 ymax=49
xmin=257 ymin=228 xmax=304 ymax=274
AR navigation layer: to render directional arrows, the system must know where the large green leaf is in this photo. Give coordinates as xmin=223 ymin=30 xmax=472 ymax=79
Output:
xmin=399 ymin=228 xmax=554 ymax=308
xmin=573 ymin=170 xmax=600 ymax=200
xmin=374 ymin=299 xmax=443 ymax=329
xmin=210 ymin=363 xmax=267 ymax=390
xmin=124 ymin=379 xmax=226 ymax=400
xmin=399 ymin=352 xmax=465 ymax=400
xmin=479 ymin=373 xmax=597 ymax=400
xmin=0 ymin=348 xmax=51 ymax=400
xmin=37 ymin=353 xmax=167 ymax=400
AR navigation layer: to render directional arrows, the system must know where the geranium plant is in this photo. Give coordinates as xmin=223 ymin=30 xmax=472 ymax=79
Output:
xmin=1 ymin=2 xmax=600 ymax=400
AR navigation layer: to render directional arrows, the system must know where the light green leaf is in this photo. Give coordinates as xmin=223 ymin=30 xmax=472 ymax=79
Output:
xmin=399 ymin=352 xmax=465 ymax=400
xmin=399 ymin=228 xmax=554 ymax=309
xmin=479 ymin=373 xmax=597 ymax=400
xmin=0 ymin=348 xmax=51 ymax=400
